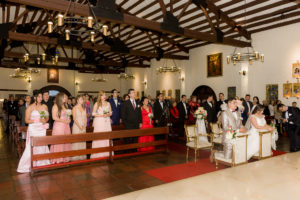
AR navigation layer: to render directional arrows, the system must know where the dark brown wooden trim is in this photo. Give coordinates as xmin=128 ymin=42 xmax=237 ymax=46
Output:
xmin=0 ymin=89 xmax=28 ymax=92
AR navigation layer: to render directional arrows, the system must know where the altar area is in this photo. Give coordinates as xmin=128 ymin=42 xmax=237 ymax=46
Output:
xmin=106 ymin=152 xmax=300 ymax=200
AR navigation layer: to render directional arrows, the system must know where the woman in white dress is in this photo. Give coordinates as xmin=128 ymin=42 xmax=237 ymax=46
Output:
xmin=91 ymin=91 xmax=112 ymax=159
xmin=17 ymin=91 xmax=50 ymax=173
xmin=71 ymin=95 xmax=87 ymax=161
xmin=247 ymin=104 xmax=277 ymax=160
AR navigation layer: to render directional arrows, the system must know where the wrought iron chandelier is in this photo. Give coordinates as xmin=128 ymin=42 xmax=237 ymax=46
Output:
xmin=47 ymin=0 xmax=108 ymax=42
xmin=156 ymin=59 xmax=181 ymax=73
xmin=91 ymin=77 xmax=107 ymax=82
xmin=227 ymin=46 xmax=264 ymax=65
xmin=9 ymin=68 xmax=41 ymax=82
xmin=118 ymin=73 xmax=135 ymax=80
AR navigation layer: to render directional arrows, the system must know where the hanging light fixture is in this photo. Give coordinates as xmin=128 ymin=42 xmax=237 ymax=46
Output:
xmin=117 ymin=73 xmax=135 ymax=80
xmin=156 ymin=59 xmax=181 ymax=73
xmin=47 ymin=0 xmax=107 ymax=43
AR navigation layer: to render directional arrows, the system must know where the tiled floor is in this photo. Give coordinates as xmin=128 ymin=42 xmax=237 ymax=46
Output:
xmin=0 ymin=120 xmax=291 ymax=200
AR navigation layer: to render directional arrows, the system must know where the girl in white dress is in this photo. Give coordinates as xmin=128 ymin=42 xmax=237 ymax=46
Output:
xmin=17 ymin=91 xmax=50 ymax=173
xmin=247 ymin=104 xmax=277 ymax=160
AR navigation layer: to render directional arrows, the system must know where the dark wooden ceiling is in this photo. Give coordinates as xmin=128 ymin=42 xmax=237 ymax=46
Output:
xmin=0 ymin=0 xmax=299 ymax=73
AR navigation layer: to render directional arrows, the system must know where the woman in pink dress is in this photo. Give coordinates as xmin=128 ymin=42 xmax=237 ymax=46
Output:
xmin=50 ymin=92 xmax=72 ymax=164
xmin=91 ymin=91 xmax=112 ymax=159
xmin=138 ymin=97 xmax=154 ymax=152
xmin=17 ymin=90 xmax=50 ymax=173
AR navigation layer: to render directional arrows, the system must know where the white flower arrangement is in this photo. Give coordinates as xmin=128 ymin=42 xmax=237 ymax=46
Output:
xmin=194 ymin=107 xmax=207 ymax=120
xmin=65 ymin=109 xmax=72 ymax=117
xmin=40 ymin=110 xmax=49 ymax=119
xmin=148 ymin=113 xmax=154 ymax=124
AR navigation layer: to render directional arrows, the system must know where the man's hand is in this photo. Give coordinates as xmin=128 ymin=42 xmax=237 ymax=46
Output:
xmin=155 ymin=120 xmax=159 ymax=123
xmin=282 ymin=119 xmax=287 ymax=123
xmin=139 ymin=123 xmax=142 ymax=128
xmin=239 ymin=126 xmax=247 ymax=133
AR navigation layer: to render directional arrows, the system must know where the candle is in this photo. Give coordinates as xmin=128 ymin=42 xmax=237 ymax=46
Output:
xmin=48 ymin=21 xmax=53 ymax=33
xmin=58 ymin=14 xmax=64 ymax=26
xmin=227 ymin=56 xmax=230 ymax=64
xmin=91 ymin=31 xmax=95 ymax=42
xmin=102 ymin=25 xmax=108 ymax=36
xmin=42 ymin=53 xmax=46 ymax=61
xmin=261 ymin=54 xmax=264 ymax=62
xmin=88 ymin=16 xmax=93 ymax=28
xmin=237 ymin=53 xmax=241 ymax=60
xmin=65 ymin=29 xmax=70 ymax=40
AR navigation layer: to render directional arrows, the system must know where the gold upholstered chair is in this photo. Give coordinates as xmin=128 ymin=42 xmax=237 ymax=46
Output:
xmin=210 ymin=122 xmax=223 ymax=145
xmin=185 ymin=124 xmax=214 ymax=162
xmin=252 ymin=130 xmax=273 ymax=160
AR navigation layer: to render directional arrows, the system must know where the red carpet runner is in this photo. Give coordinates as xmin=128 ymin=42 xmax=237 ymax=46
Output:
xmin=146 ymin=149 xmax=286 ymax=183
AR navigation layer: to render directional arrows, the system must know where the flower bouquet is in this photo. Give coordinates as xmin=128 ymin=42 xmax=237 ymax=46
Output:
xmin=194 ymin=107 xmax=207 ymax=120
xmin=224 ymin=126 xmax=237 ymax=159
xmin=148 ymin=113 xmax=154 ymax=124
xmin=225 ymin=126 xmax=237 ymax=140
xmin=40 ymin=110 xmax=49 ymax=119
xmin=66 ymin=109 xmax=72 ymax=117
xmin=103 ymin=108 xmax=110 ymax=115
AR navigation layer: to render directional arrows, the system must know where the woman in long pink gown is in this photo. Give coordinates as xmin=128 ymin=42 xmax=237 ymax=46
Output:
xmin=17 ymin=91 xmax=50 ymax=173
xmin=50 ymin=92 xmax=72 ymax=164
xmin=138 ymin=97 xmax=154 ymax=152
xmin=91 ymin=91 xmax=112 ymax=159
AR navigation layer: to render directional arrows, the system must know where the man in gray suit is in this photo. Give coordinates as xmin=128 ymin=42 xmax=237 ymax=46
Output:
xmin=18 ymin=95 xmax=31 ymax=126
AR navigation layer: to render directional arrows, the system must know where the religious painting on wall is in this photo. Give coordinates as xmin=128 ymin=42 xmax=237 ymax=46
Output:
xmin=293 ymin=83 xmax=300 ymax=98
xmin=162 ymin=90 xmax=166 ymax=97
xmin=266 ymin=84 xmax=278 ymax=103
xmin=141 ymin=91 xmax=144 ymax=98
xmin=283 ymin=83 xmax=292 ymax=98
xmin=292 ymin=62 xmax=300 ymax=78
xmin=175 ymin=89 xmax=180 ymax=102
xmin=207 ymin=53 xmax=222 ymax=77
xmin=136 ymin=91 xmax=140 ymax=99
xmin=227 ymin=87 xmax=236 ymax=99
xmin=168 ymin=89 xmax=172 ymax=98
xmin=47 ymin=68 xmax=59 ymax=83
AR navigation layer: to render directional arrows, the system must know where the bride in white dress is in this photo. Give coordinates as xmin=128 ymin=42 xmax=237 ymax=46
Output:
xmin=17 ymin=91 xmax=50 ymax=173
xmin=246 ymin=104 xmax=278 ymax=160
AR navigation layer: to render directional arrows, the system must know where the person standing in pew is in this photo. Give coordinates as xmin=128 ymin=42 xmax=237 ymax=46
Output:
xmin=18 ymin=95 xmax=31 ymax=127
xmin=91 ymin=91 xmax=112 ymax=158
xmin=109 ymin=89 xmax=122 ymax=125
xmin=17 ymin=90 xmax=50 ymax=173
xmin=71 ymin=95 xmax=87 ymax=161
xmin=42 ymin=91 xmax=54 ymax=129
xmin=50 ymin=93 xmax=72 ymax=164
xmin=121 ymin=89 xmax=142 ymax=153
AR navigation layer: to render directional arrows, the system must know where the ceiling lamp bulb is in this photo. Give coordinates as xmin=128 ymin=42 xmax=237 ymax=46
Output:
xmin=48 ymin=21 xmax=53 ymax=33
xmin=237 ymin=53 xmax=241 ymax=60
xmin=55 ymin=55 xmax=59 ymax=63
xmin=37 ymin=57 xmax=40 ymax=65
xmin=90 ymin=31 xmax=95 ymax=42
xmin=65 ymin=29 xmax=70 ymax=40
xmin=58 ymin=14 xmax=64 ymax=26
xmin=255 ymin=52 xmax=259 ymax=59
xmin=87 ymin=16 xmax=93 ymax=28
xmin=261 ymin=54 xmax=264 ymax=62
xmin=102 ymin=25 xmax=108 ymax=36
xmin=227 ymin=56 xmax=230 ymax=64
xmin=42 ymin=53 xmax=46 ymax=61
xmin=249 ymin=58 xmax=253 ymax=65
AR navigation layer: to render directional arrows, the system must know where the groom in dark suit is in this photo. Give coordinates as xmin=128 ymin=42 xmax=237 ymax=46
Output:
xmin=177 ymin=95 xmax=189 ymax=137
xmin=242 ymin=94 xmax=253 ymax=125
xmin=109 ymin=89 xmax=122 ymax=125
xmin=278 ymin=104 xmax=300 ymax=152
xmin=121 ymin=89 xmax=142 ymax=152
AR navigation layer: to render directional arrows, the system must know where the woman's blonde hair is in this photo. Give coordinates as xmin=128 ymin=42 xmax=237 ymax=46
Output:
xmin=56 ymin=92 xmax=67 ymax=118
xmin=96 ymin=90 xmax=105 ymax=110
xmin=76 ymin=94 xmax=85 ymax=109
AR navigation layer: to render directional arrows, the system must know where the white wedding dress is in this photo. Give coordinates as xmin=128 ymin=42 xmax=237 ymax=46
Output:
xmin=17 ymin=110 xmax=50 ymax=173
xmin=247 ymin=115 xmax=278 ymax=160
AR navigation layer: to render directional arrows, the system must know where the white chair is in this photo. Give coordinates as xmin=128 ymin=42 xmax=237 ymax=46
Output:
xmin=214 ymin=133 xmax=248 ymax=167
xmin=210 ymin=122 xmax=223 ymax=145
xmin=255 ymin=130 xmax=273 ymax=159
xmin=185 ymin=124 xmax=214 ymax=162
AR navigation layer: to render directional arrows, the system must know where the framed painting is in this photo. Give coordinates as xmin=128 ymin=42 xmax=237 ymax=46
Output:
xmin=292 ymin=62 xmax=300 ymax=78
xmin=168 ymin=89 xmax=172 ymax=98
xmin=162 ymin=90 xmax=166 ymax=97
xmin=227 ymin=87 xmax=236 ymax=99
xmin=47 ymin=68 xmax=59 ymax=83
xmin=136 ymin=91 xmax=140 ymax=99
xmin=141 ymin=91 xmax=144 ymax=98
xmin=266 ymin=84 xmax=278 ymax=103
xmin=283 ymin=83 xmax=292 ymax=98
xmin=175 ymin=89 xmax=180 ymax=102
xmin=156 ymin=90 xmax=160 ymax=97
xmin=207 ymin=53 xmax=223 ymax=77
xmin=293 ymin=83 xmax=300 ymax=98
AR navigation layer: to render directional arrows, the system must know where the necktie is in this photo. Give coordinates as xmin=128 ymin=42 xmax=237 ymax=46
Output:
xmin=132 ymin=100 xmax=136 ymax=110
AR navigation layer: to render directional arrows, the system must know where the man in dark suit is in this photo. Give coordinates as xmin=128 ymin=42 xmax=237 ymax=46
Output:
xmin=216 ymin=93 xmax=226 ymax=115
xmin=242 ymin=94 xmax=253 ymax=125
xmin=121 ymin=89 xmax=142 ymax=152
xmin=278 ymin=104 xmax=300 ymax=152
xmin=7 ymin=95 xmax=18 ymax=133
xmin=42 ymin=91 xmax=54 ymax=129
xmin=109 ymin=89 xmax=122 ymax=125
xmin=18 ymin=95 xmax=31 ymax=126
xmin=203 ymin=95 xmax=217 ymax=125
xmin=154 ymin=93 xmax=167 ymax=127
xmin=177 ymin=95 xmax=189 ymax=137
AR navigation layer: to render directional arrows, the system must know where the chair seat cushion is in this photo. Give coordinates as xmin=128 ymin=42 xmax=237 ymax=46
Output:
xmin=215 ymin=152 xmax=232 ymax=163
xmin=186 ymin=141 xmax=212 ymax=149
xmin=213 ymin=137 xmax=222 ymax=144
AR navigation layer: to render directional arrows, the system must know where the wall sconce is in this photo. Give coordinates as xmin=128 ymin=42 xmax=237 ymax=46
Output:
xmin=27 ymin=76 xmax=32 ymax=83
xmin=142 ymin=81 xmax=147 ymax=86
xmin=179 ymin=77 xmax=185 ymax=81
xmin=75 ymin=82 xmax=79 ymax=86
xmin=239 ymin=70 xmax=247 ymax=76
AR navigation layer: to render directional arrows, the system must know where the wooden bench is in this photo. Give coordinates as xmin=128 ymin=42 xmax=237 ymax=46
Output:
xmin=30 ymin=127 xmax=169 ymax=176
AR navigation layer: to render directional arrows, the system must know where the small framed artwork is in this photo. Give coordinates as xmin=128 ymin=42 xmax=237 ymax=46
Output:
xmin=168 ymin=89 xmax=172 ymax=98
xmin=266 ymin=84 xmax=278 ymax=103
xmin=227 ymin=87 xmax=236 ymax=99
xmin=48 ymin=68 xmax=59 ymax=83
xmin=136 ymin=91 xmax=140 ymax=99
xmin=162 ymin=90 xmax=166 ymax=97
xmin=292 ymin=62 xmax=300 ymax=78
xmin=141 ymin=91 xmax=145 ymax=98
xmin=175 ymin=89 xmax=180 ymax=102
xmin=156 ymin=90 xmax=160 ymax=97
xmin=293 ymin=83 xmax=300 ymax=98
xmin=207 ymin=53 xmax=223 ymax=77
xmin=283 ymin=83 xmax=292 ymax=98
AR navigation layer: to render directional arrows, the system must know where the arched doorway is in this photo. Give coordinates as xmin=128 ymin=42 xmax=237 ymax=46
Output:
xmin=40 ymin=85 xmax=71 ymax=97
xmin=192 ymin=85 xmax=217 ymax=103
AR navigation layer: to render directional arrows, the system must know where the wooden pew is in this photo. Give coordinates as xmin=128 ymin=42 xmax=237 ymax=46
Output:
xmin=30 ymin=127 xmax=169 ymax=176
